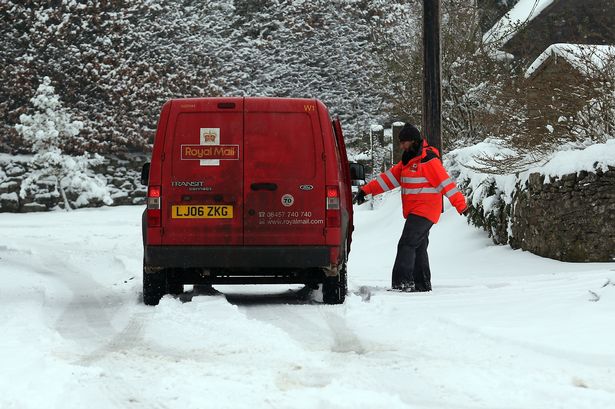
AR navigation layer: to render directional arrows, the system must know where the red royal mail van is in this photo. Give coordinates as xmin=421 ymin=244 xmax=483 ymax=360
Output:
xmin=140 ymin=97 xmax=365 ymax=305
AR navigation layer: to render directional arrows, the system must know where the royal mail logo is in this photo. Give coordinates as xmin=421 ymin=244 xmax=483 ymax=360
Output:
xmin=199 ymin=127 xmax=221 ymax=166
xmin=202 ymin=132 xmax=217 ymax=143
xmin=181 ymin=144 xmax=240 ymax=161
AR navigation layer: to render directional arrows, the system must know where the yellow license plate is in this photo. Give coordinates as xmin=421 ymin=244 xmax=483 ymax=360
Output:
xmin=172 ymin=205 xmax=233 ymax=219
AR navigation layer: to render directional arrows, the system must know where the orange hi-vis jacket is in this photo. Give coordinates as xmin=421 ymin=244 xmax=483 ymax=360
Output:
xmin=361 ymin=141 xmax=467 ymax=224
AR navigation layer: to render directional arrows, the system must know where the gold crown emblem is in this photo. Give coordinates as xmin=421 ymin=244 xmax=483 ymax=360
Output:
xmin=203 ymin=133 xmax=216 ymax=142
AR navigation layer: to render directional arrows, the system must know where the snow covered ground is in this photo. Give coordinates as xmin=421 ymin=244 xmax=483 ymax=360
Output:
xmin=1 ymin=193 xmax=614 ymax=409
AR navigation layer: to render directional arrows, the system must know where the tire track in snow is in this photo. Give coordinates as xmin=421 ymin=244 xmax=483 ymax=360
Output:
xmin=230 ymin=289 xmax=366 ymax=354
xmin=321 ymin=309 xmax=366 ymax=354
xmin=77 ymin=312 xmax=147 ymax=366
xmin=51 ymin=253 xmax=132 ymax=345
xmin=35 ymin=252 xmax=175 ymax=408
xmin=231 ymin=292 xmax=382 ymax=396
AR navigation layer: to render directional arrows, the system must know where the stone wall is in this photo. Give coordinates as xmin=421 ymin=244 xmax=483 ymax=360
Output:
xmin=463 ymin=167 xmax=615 ymax=262
xmin=0 ymin=154 xmax=148 ymax=212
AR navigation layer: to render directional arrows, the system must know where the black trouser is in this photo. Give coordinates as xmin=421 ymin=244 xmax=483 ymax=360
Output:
xmin=391 ymin=214 xmax=433 ymax=289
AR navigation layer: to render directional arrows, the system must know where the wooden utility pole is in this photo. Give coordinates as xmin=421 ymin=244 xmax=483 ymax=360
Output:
xmin=422 ymin=0 xmax=442 ymax=153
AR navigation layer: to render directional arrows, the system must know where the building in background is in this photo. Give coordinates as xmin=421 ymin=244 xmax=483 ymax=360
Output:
xmin=484 ymin=0 xmax=615 ymax=142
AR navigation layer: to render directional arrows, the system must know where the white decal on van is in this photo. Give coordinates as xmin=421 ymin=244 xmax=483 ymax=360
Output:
xmin=171 ymin=181 xmax=214 ymax=191
xmin=172 ymin=181 xmax=204 ymax=187
xmin=281 ymin=194 xmax=294 ymax=207
xmin=199 ymin=128 xmax=220 ymax=166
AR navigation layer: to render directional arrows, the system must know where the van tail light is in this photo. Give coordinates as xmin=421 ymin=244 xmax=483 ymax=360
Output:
xmin=147 ymin=185 xmax=161 ymax=227
xmin=326 ymin=185 xmax=341 ymax=227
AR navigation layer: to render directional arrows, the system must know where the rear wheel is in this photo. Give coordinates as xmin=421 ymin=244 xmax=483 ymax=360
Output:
xmin=166 ymin=268 xmax=184 ymax=295
xmin=143 ymin=269 xmax=166 ymax=306
xmin=322 ymin=263 xmax=347 ymax=305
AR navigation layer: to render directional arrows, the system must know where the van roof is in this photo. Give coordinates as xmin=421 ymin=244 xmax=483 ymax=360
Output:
xmin=168 ymin=96 xmax=319 ymax=103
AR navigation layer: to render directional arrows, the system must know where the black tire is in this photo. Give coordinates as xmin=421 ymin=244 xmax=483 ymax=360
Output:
xmin=165 ymin=268 xmax=184 ymax=295
xmin=322 ymin=263 xmax=347 ymax=305
xmin=143 ymin=268 xmax=166 ymax=306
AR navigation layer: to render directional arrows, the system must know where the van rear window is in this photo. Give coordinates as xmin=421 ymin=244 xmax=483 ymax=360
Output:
xmin=245 ymin=112 xmax=317 ymax=179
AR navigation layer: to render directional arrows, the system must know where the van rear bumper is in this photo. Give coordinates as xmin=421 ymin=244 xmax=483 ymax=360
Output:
xmin=145 ymin=245 xmax=330 ymax=269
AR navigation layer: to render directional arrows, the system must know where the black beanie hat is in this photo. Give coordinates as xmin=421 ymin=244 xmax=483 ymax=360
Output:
xmin=398 ymin=123 xmax=422 ymax=143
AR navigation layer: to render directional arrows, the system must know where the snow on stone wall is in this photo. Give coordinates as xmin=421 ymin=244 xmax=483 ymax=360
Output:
xmin=0 ymin=154 xmax=147 ymax=212
xmin=446 ymin=140 xmax=615 ymax=262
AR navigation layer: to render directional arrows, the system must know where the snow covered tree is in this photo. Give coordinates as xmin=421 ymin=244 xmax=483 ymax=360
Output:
xmin=15 ymin=77 xmax=112 ymax=210
xmin=1 ymin=1 xmax=139 ymax=153
xmin=1 ymin=0 xmax=229 ymax=154
xmin=369 ymin=1 xmax=423 ymax=126
xmin=0 ymin=0 xmax=534 ymax=157
xmin=218 ymin=0 xmax=386 ymax=139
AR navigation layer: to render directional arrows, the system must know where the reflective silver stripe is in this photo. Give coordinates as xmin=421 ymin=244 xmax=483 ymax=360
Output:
xmin=401 ymin=177 xmax=429 ymax=184
xmin=402 ymin=187 xmax=439 ymax=195
xmin=435 ymin=178 xmax=453 ymax=192
xmin=386 ymin=170 xmax=401 ymax=187
xmin=444 ymin=187 xmax=460 ymax=198
xmin=376 ymin=176 xmax=390 ymax=192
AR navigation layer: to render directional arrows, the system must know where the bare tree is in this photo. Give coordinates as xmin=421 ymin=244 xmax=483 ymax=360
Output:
xmin=374 ymin=0 xmax=526 ymax=152
xmin=477 ymin=45 xmax=615 ymax=173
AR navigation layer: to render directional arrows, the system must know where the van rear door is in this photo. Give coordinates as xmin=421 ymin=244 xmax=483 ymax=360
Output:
xmin=243 ymin=98 xmax=326 ymax=246
xmin=162 ymin=98 xmax=244 ymax=245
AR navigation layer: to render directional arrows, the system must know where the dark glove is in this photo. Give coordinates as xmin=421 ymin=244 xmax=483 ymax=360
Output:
xmin=353 ymin=189 xmax=367 ymax=205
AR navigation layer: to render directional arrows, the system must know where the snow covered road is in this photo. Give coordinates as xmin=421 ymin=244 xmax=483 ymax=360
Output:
xmin=1 ymin=195 xmax=614 ymax=409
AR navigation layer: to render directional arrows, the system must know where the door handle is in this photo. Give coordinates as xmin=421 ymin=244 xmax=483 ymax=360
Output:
xmin=251 ymin=183 xmax=278 ymax=191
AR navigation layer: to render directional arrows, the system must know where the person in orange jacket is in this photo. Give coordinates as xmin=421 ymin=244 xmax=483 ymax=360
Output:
xmin=354 ymin=123 xmax=468 ymax=292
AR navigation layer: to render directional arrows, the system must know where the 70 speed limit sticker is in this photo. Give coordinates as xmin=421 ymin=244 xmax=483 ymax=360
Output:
xmin=281 ymin=194 xmax=294 ymax=207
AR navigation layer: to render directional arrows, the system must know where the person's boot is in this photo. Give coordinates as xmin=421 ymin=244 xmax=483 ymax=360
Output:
xmin=414 ymin=282 xmax=432 ymax=292
xmin=401 ymin=282 xmax=416 ymax=292
xmin=390 ymin=282 xmax=416 ymax=292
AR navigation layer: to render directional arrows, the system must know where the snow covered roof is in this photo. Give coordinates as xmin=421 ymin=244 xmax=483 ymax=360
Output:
xmin=483 ymin=0 xmax=557 ymax=51
xmin=525 ymin=43 xmax=615 ymax=78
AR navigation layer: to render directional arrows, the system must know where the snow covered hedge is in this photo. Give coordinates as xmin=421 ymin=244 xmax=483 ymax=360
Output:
xmin=0 ymin=0 xmax=390 ymax=154
xmin=446 ymin=140 xmax=615 ymax=262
